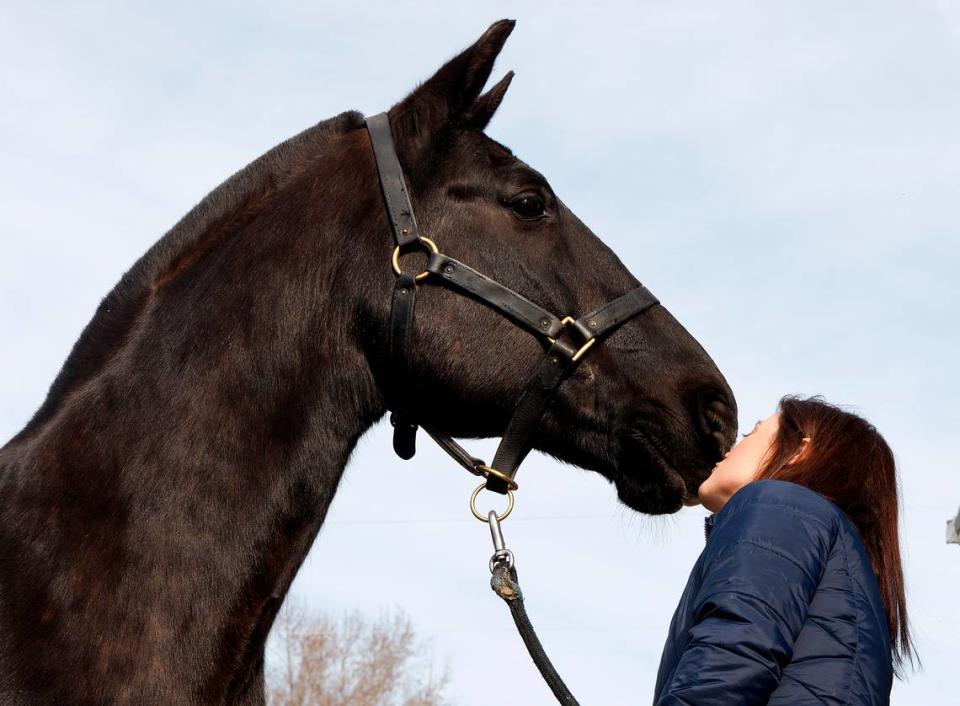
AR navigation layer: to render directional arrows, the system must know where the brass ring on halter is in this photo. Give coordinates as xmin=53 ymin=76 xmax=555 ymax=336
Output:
xmin=470 ymin=483 xmax=516 ymax=523
xmin=476 ymin=464 xmax=519 ymax=491
xmin=391 ymin=236 xmax=439 ymax=282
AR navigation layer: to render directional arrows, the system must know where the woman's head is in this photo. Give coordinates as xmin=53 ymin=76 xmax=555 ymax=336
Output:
xmin=696 ymin=411 xmax=799 ymax=512
xmin=698 ymin=395 xmax=914 ymax=673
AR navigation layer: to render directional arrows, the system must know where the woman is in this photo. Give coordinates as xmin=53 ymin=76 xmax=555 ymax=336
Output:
xmin=653 ymin=396 xmax=914 ymax=705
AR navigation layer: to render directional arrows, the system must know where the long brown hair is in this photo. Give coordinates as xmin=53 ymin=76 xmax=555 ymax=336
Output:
xmin=755 ymin=396 xmax=915 ymax=674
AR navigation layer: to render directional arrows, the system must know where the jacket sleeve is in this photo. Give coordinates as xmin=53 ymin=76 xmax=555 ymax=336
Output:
xmin=655 ymin=488 xmax=838 ymax=706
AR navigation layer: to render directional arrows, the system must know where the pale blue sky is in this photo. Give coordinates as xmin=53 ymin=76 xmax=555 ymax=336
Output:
xmin=1 ymin=2 xmax=957 ymax=704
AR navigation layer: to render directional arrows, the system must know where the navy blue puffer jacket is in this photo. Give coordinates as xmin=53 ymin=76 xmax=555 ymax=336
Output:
xmin=653 ymin=479 xmax=892 ymax=705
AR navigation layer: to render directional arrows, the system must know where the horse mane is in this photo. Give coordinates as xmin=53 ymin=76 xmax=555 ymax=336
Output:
xmin=10 ymin=110 xmax=366 ymax=444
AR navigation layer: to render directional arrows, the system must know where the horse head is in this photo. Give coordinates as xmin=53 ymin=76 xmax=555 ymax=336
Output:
xmin=356 ymin=20 xmax=737 ymax=514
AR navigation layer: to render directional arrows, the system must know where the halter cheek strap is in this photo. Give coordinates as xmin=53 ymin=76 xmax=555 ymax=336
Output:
xmin=366 ymin=112 xmax=659 ymax=494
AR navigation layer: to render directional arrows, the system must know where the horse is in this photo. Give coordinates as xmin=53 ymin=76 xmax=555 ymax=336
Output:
xmin=0 ymin=20 xmax=736 ymax=705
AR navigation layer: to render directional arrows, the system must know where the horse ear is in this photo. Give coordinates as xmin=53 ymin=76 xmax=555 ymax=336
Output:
xmin=388 ymin=19 xmax=515 ymax=154
xmin=463 ymin=71 xmax=514 ymax=131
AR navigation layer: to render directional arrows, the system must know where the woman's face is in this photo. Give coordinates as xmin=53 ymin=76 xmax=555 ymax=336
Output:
xmin=696 ymin=412 xmax=781 ymax=512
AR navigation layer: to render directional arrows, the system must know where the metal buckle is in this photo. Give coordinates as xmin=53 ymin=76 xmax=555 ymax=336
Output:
xmin=391 ymin=236 xmax=438 ymax=282
xmin=548 ymin=315 xmax=597 ymax=363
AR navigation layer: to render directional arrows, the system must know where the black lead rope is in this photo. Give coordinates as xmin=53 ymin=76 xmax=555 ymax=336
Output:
xmin=366 ymin=111 xmax=660 ymax=705
xmin=486 ymin=510 xmax=581 ymax=706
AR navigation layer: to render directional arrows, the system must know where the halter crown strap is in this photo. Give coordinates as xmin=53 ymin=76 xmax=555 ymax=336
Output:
xmin=367 ymin=113 xmax=420 ymax=248
xmin=368 ymin=112 xmax=423 ymax=457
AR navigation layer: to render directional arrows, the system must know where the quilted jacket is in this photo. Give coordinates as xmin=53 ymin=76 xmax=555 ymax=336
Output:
xmin=653 ymin=479 xmax=893 ymax=705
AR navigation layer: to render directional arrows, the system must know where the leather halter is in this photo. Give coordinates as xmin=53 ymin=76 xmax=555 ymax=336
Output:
xmin=366 ymin=112 xmax=660 ymax=495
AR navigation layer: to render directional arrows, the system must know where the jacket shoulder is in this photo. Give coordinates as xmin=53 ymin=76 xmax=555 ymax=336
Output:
xmin=720 ymin=479 xmax=844 ymax=532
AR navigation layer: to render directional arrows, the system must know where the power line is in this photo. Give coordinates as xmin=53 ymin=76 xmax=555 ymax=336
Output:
xmin=326 ymin=514 xmax=617 ymax=526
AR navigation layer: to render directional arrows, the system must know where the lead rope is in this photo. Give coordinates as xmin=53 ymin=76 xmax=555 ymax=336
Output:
xmin=472 ymin=488 xmax=581 ymax=706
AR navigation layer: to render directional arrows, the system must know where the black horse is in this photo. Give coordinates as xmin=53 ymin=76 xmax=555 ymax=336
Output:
xmin=0 ymin=20 xmax=736 ymax=705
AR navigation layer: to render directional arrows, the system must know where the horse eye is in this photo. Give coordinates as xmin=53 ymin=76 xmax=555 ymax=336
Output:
xmin=507 ymin=194 xmax=546 ymax=220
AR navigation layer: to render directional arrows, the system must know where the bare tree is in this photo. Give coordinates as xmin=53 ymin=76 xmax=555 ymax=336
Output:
xmin=266 ymin=600 xmax=451 ymax=706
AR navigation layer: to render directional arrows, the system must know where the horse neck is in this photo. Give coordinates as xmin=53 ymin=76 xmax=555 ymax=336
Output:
xmin=0 ymin=124 xmax=390 ymax=699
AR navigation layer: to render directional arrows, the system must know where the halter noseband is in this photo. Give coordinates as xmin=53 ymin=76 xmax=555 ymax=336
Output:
xmin=366 ymin=112 xmax=660 ymax=495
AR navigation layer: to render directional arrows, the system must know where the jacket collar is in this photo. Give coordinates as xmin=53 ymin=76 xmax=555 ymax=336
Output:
xmin=704 ymin=513 xmax=717 ymax=542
